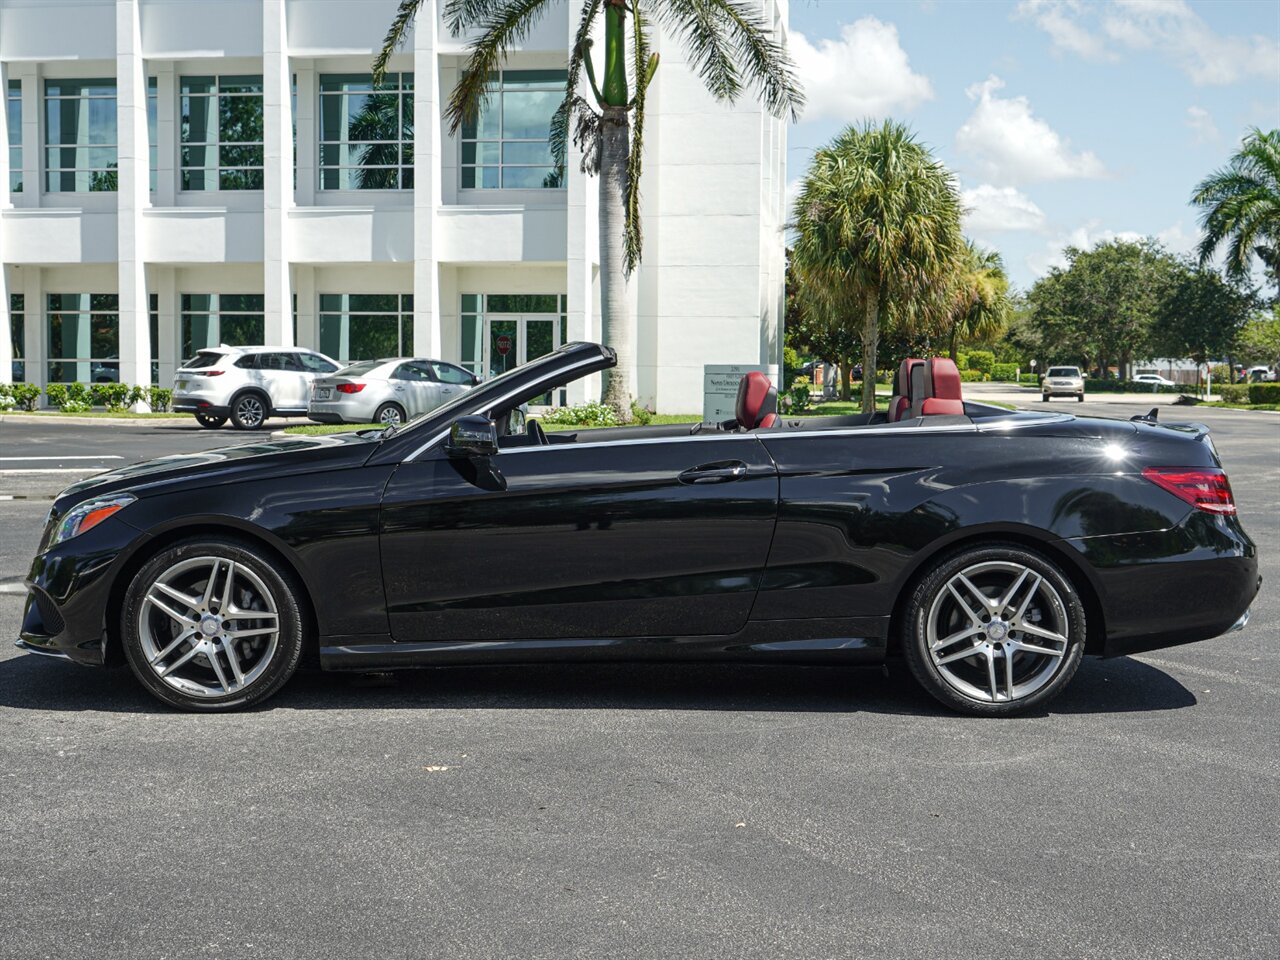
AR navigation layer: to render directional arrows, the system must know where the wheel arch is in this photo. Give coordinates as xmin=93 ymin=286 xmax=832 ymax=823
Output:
xmin=885 ymin=524 xmax=1107 ymax=657
xmin=374 ymin=400 xmax=407 ymax=425
xmin=104 ymin=519 xmax=319 ymax=667
xmin=229 ymin=386 xmax=273 ymax=416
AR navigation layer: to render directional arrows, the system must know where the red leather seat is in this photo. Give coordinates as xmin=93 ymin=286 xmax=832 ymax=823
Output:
xmin=736 ymin=371 xmax=778 ymax=429
xmin=920 ymin=358 xmax=964 ymax=416
xmin=889 ymin=359 xmax=923 ymax=422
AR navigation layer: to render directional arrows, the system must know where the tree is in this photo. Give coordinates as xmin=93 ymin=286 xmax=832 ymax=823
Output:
xmin=943 ymin=240 xmax=1011 ymax=361
xmin=1025 ymin=239 xmax=1178 ymax=378
xmin=1235 ymin=306 xmax=1280 ymax=369
xmin=791 ymin=121 xmax=963 ymax=413
xmin=1192 ymin=128 xmax=1280 ymax=291
xmin=1150 ymin=263 xmax=1255 ymax=378
xmin=376 ymin=0 xmax=803 ymax=420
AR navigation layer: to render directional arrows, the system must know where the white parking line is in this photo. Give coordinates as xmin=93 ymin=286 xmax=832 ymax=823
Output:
xmin=0 ymin=468 xmax=104 ymax=474
xmin=0 ymin=456 xmax=123 ymax=461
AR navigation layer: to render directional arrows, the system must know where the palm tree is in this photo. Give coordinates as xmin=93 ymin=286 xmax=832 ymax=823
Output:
xmin=1193 ymin=127 xmax=1280 ymax=290
xmin=791 ymin=121 xmax=963 ymax=414
xmin=944 ymin=240 xmax=1011 ymax=361
xmin=375 ymin=0 xmax=803 ymax=420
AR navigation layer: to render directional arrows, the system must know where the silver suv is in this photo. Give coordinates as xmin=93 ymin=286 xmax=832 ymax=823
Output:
xmin=173 ymin=346 xmax=341 ymax=429
xmin=1041 ymin=365 xmax=1085 ymax=402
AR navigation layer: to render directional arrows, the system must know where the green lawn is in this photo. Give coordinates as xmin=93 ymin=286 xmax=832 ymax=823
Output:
xmin=1195 ymin=401 xmax=1280 ymax=412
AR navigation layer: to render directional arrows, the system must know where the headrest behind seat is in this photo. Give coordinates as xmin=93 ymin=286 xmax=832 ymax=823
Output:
xmin=735 ymin=371 xmax=778 ymax=429
xmin=919 ymin=358 xmax=964 ymax=416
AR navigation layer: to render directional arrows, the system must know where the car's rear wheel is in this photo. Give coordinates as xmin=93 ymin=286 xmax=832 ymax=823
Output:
xmin=230 ymin=392 xmax=269 ymax=430
xmin=120 ymin=538 xmax=305 ymax=711
xmin=375 ymin=402 xmax=406 ymax=427
xmin=195 ymin=413 xmax=227 ymax=429
xmin=901 ymin=544 xmax=1086 ymax=716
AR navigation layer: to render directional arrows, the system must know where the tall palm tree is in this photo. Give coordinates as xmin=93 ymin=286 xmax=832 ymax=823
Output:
xmin=376 ymin=0 xmax=803 ymax=419
xmin=1193 ymin=127 xmax=1280 ymax=289
xmin=944 ymin=239 xmax=1011 ymax=361
xmin=791 ymin=121 xmax=963 ymax=414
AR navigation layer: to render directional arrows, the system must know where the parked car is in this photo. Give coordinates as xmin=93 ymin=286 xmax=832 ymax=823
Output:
xmin=1132 ymin=374 xmax=1176 ymax=388
xmin=308 ymin=357 xmax=479 ymax=427
xmin=1247 ymin=366 xmax=1276 ymax=383
xmin=1042 ymin=365 xmax=1085 ymax=402
xmin=17 ymin=343 xmax=1259 ymax=716
xmin=172 ymin=346 xmax=340 ymax=430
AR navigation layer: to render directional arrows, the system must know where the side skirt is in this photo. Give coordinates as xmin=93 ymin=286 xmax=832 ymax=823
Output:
xmin=319 ymin=617 xmax=890 ymax=671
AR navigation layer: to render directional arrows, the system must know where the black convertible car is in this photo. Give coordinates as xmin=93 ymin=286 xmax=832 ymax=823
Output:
xmin=17 ymin=341 xmax=1259 ymax=715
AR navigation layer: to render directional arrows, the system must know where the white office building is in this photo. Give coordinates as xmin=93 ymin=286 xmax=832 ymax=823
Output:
xmin=0 ymin=0 xmax=788 ymax=411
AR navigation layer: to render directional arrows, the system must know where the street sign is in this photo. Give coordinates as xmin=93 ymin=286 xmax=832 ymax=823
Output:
xmin=703 ymin=363 xmax=778 ymax=423
xmin=495 ymin=335 xmax=512 ymax=357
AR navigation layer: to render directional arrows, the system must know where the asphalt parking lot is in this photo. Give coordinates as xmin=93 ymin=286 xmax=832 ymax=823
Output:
xmin=0 ymin=401 xmax=1277 ymax=959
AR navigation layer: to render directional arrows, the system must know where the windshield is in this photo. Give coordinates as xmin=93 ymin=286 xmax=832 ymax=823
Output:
xmin=1047 ymin=367 xmax=1080 ymax=377
xmin=336 ymin=360 xmax=389 ymax=377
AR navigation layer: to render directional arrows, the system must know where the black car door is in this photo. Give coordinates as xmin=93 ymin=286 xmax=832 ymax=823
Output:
xmin=379 ymin=432 xmax=779 ymax=641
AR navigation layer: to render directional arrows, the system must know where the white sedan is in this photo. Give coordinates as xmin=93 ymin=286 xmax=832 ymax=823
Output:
xmin=1133 ymin=374 xmax=1177 ymax=387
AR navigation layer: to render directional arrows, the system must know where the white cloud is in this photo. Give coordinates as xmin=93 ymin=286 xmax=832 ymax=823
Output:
xmin=955 ymin=76 xmax=1106 ymax=185
xmin=961 ymin=184 xmax=1047 ymax=233
xmin=1025 ymin=219 xmax=1192 ymax=276
xmin=1014 ymin=0 xmax=1280 ymax=86
xmin=1186 ymin=106 xmax=1219 ymax=144
xmin=791 ymin=17 xmax=934 ymax=122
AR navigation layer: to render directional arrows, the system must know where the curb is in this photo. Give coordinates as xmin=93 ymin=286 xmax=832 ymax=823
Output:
xmin=0 ymin=413 xmax=192 ymax=426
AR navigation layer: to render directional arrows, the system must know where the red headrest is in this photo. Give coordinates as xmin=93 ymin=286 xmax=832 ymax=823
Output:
xmin=929 ymin=358 xmax=962 ymax=400
xmin=736 ymin=371 xmax=777 ymax=429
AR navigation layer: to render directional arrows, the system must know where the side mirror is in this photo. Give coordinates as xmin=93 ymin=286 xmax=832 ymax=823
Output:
xmin=446 ymin=415 xmax=499 ymax=458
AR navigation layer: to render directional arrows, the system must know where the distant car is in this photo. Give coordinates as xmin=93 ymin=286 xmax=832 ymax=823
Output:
xmin=1133 ymin=374 xmax=1176 ymax=387
xmin=1042 ymin=366 xmax=1085 ymax=402
xmin=308 ymin=358 xmax=479 ymax=427
xmin=1247 ymin=366 xmax=1276 ymax=383
xmin=172 ymin=346 xmax=341 ymax=430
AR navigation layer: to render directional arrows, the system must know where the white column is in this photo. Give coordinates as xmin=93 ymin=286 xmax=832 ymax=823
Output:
xmin=412 ymin=2 xmax=442 ymax=358
xmin=263 ymin=0 xmax=294 ymax=345
xmin=0 ymin=61 xmax=10 ymax=210
xmin=155 ymin=65 xmax=177 ymax=206
xmin=116 ymin=0 xmax=152 ymax=394
xmin=0 ymin=64 xmax=10 ymax=385
xmin=294 ymin=64 xmax=316 ymax=208
xmin=20 ymin=64 xmax=39 ymax=208
xmin=0 ymin=270 xmax=10 ymax=387
xmin=156 ymin=266 xmax=177 ymax=384
xmin=23 ymin=268 xmax=43 ymax=391
xmin=295 ymin=264 xmax=317 ymax=349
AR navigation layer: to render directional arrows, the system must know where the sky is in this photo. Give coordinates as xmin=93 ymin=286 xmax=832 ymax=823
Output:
xmin=784 ymin=0 xmax=1280 ymax=291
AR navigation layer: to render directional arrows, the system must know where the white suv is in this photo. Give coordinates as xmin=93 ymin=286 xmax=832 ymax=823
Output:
xmin=173 ymin=346 xmax=341 ymax=429
xmin=1041 ymin=365 xmax=1085 ymax=402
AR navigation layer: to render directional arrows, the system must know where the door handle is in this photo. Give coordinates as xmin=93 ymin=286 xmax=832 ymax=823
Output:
xmin=678 ymin=460 xmax=749 ymax=484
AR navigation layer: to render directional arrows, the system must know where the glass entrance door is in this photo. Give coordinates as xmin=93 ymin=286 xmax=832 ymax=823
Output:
xmin=483 ymin=314 xmax=561 ymax=380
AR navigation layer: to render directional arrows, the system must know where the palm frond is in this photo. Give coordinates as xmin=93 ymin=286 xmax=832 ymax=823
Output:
xmin=651 ymin=0 xmax=741 ymax=104
xmin=1192 ymin=127 xmax=1280 ymax=283
xmin=373 ymin=0 xmax=427 ymax=84
xmin=699 ymin=0 xmax=804 ymax=120
xmin=444 ymin=0 xmax=560 ymax=135
xmin=550 ymin=0 xmax=605 ymax=170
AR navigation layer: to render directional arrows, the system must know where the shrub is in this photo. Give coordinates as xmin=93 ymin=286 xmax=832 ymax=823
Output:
xmin=45 ymin=383 xmax=70 ymax=409
xmin=1018 ymin=374 xmax=1040 ymax=386
xmin=148 ymin=386 xmax=173 ymax=412
xmin=788 ymin=375 xmax=812 ymax=412
xmin=1216 ymin=384 xmax=1249 ymax=403
xmin=1085 ymin=379 xmax=1183 ymax=394
xmin=46 ymin=382 xmax=92 ymax=410
xmin=541 ymin=402 xmax=619 ymax=427
xmin=1248 ymin=382 xmax=1280 ymax=404
xmin=11 ymin=383 xmax=40 ymax=411
xmin=782 ymin=346 xmax=801 ymax=389
xmin=0 ymin=384 xmax=13 ymax=411
xmin=954 ymin=352 xmax=968 ymax=371
xmin=90 ymin=381 xmax=132 ymax=411
xmin=959 ymin=369 xmax=986 ymax=383
xmin=629 ymin=401 xmax=653 ymax=425
xmin=61 ymin=399 xmax=92 ymax=413
xmin=991 ymin=362 xmax=1019 ymax=382
xmin=966 ymin=350 xmax=995 ymax=375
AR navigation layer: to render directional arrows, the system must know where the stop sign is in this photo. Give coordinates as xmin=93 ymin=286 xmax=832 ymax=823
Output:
xmin=496 ymin=335 xmax=512 ymax=357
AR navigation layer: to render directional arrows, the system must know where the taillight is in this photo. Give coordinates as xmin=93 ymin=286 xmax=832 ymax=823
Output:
xmin=336 ymin=383 xmax=365 ymax=394
xmin=193 ymin=370 xmax=225 ymax=377
xmin=1142 ymin=466 xmax=1236 ymax=515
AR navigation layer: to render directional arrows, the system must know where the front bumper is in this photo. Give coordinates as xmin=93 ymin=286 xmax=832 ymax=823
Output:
xmin=1064 ymin=510 xmax=1261 ymax=657
xmin=1044 ymin=382 xmax=1084 ymax=395
xmin=15 ymin=515 xmax=148 ymax=667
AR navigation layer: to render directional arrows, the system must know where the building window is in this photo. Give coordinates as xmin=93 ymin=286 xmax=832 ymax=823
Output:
xmin=147 ymin=77 xmax=157 ymax=193
xmin=181 ymin=75 xmax=264 ymax=191
xmin=47 ymin=294 xmax=119 ymax=383
xmin=9 ymin=294 xmax=24 ymax=382
xmin=7 ymin=81 xmax=21 ymax=194
xmin=319 ymin=73 xmax=413 ymax=190
xmin=148 ymin=292 xmax=159 ymax=384
xmin=181 ymin=294 xmax=265 ymax=359
xmin=318 ymin=294 xmax=413 ymax=362
xmin=461 ymin=70 xmax=566 ymax=190
xmin=45 ymin=79 xmax=117 ymax=192
xmin=460 ymin=294 xmax=567 ymax=402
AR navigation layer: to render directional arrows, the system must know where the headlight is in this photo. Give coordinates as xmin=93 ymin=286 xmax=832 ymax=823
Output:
xmin=48 ymin=493 xmax=136 ymax=547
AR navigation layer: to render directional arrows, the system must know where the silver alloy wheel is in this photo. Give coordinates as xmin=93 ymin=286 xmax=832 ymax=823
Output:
xmin=138 ymin=556 xmax=280 ymax=699
xmin=379 ymin=405 xmax=404 ymax=426
xmin=235 ymin=395 xmax=265 ymax=428
xmin=925 ymin=560 xmax=1071 ymax=704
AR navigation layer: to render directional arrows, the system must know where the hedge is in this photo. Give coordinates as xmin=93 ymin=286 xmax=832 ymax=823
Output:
xmin=1084 ymin=379 xmax=1184 ymax=394
xmin=966 ymin=350 xmax=995 ymax=375
xmin=1018 ymin=374 xmax=1040 ymax=386
xmin=0 ymin=383 xmax=42 ymax=411
xmin=1249 ymin=382 xmax=1280 ymax=404
xmin=991 ymin=362 xmax=1019 ymax=382
xmin=1216 ymin=384 xmax=1250 ymax=403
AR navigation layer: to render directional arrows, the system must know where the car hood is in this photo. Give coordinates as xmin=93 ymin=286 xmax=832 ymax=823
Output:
xmin=53 ymin=431 xmax=380 ymax=512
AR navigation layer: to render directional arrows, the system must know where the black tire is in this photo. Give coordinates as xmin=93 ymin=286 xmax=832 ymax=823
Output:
xmin=374 ymin=402 xmax=407 ymax=427
xmin=901 ymin=543 xmax=1086 ymax=716
xmin=230 ymin=391 xmax=270 ymax=430
xmin=195 ymin=413 xmax=227 ymax=429
xmin=1077 ymin=393 xmax=1085 ymax=402
xmin=1042 ymin=394 xmax=1050 ymax=402
xmin=120 ymin=537 xmax=306 ymax=711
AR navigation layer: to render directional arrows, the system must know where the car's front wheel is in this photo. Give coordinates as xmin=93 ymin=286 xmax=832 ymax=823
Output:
xmin=230 ymin=392 xmax=269 ymax=430
xmin=1042 ymin=394 xmax=1051 ymax=402
xmin=120 ymin=538 xmax=305 ymax=711
xmin=901 ymin=544 xmax=1086 ymax=716
xmin=1077 ymin=393 xmax=1085 ymax=402
xmin=195 ymin=413 xmax=227 ymax=429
